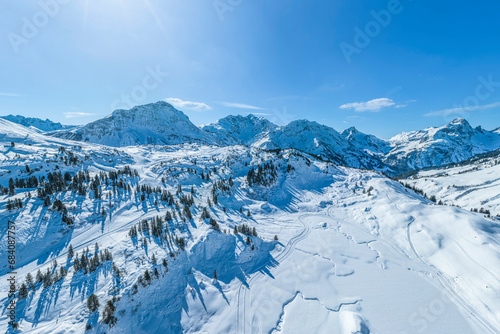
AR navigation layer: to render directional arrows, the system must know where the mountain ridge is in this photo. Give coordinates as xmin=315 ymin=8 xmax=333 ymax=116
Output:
xmin=4 ymin=101 xmax=500 ymax=175
xmin=0 ymin=114 xmax=74 ymax=133
xmin=51 ymin=101 xmax=220 ymax=147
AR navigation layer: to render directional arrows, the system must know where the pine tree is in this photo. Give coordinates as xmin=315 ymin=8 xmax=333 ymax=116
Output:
xmin=87 ymin=294 xmax=100 ymax=312
xmin=151 ymin=254 xmax=157 ymax=265
xmin=43 ymin=196 xmax=51 ymax=207
xmin=18 ymin=283 xmax=29 ymax=300
xmin=68 ymin=244 xmax=74 ymax=259
xmin=213 ymin=270 xmax=217 ymax=281
xmin=102 ymin=299 xmax=117 ymax=326
xmin=43 ymin=268 xmax=52 ymax=288
xmin=8 ymin=178 xmax=15 ymax=196
xmin=36 ymin=269 xmax=43 ymax=283
xmin=25 ymin=273 xmax=34 ymax=289
xmin=60 ymin=266 xmax=67 ymax=278
xmin=201 ymin=207 xmax=210 ymax=219
xmin=165 ymin=211 xmax=172 ymax=221
xmin=144 ymin=269 xmax=151 ymax=281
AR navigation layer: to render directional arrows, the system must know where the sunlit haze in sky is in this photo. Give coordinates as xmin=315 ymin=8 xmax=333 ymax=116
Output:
xmin=2 ymin=0 xmax=500 ymax=138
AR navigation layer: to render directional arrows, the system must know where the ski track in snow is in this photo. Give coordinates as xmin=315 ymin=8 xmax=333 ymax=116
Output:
xmin=388 ymin=193 xmax=499 ymax=334
xmin=236 ymin=214 xmax=311 ymax=334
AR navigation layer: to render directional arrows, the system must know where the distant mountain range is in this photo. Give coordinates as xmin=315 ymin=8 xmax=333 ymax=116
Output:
xmin=0 ymin=115 xmax=74 ymax=133
xmin=3 ymin=101 xmax=500 ymax=175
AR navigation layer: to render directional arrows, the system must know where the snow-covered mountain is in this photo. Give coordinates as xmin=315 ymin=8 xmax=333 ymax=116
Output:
xmin=51 ymin=101 xmax=220 ymax=147
xmin=0 ymin=115 xmax=73 ymax=133
xmin=201 ymin=114 xmax=277 ymax=145
xmin=340 ymin=126 xmax=392 ymax=155
xmin=386 ymin=118 xmax=500 ymax=172
xmin=339 ymin=119 xmax=500 ymax=174
xmin=253 ymin=120 xmax=389 ymax=171
xmin=40 ymin=101 xmax=500 ymax=175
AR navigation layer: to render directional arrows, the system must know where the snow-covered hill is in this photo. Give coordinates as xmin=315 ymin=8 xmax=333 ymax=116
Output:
xmin=0 ymin=123 xmax=499 ymax=333
xmin=400 ymin=149 xmax=500 ymax=216
xmin=253 ymin=120 xmax=390 ymax=172
xmin=201 ymin=114 xmax=277 ymax=145
xmin=51 ymin=102 xmax=220 ymax=147
xmin=387 ymin=118 xmax=500 ymax=173
xmin=0 ymin=115 xmax=74 ymax=133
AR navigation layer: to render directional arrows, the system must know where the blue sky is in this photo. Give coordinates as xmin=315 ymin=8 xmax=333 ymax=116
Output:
xmin=1 ymin=0 xmax=500 ymax=139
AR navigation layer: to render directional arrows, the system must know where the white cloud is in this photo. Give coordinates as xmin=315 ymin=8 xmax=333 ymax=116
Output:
xmin=63 ymin=112 xmax=95 ymax=118
xmin=424 ymin=102 xmax=500 ymax=117
xmin=165 ymin=98 xmax=212 ymax=111
xmin=219 ymin=102 xmax=264 ymax=110
xmin=394 ymin=99 xmax=417 ymax=108
xmin=0 ymin=92 xmax=23 ymax=97
xmin=340 ymin=98 xmax=395 ymax=112
xmin=248 ymin=112 xmax=271 ymax=116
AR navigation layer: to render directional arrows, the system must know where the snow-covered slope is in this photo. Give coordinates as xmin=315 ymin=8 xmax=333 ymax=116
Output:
xmin=1 ymin=142 xmax=499 ymax=333
xmin=0 ymin=115 xmax=74 ymax=133
xmin=0 ymin=118 xmax=133 ymax=183
xmin=401 ymin=150 xmax=500 ymax=216
xmin=387 ymin=118 xmax=500 ymax=172
xmin=201 ymin=114 xmax=277 ymax=145
xmin=0 ymin=130 xmax=499 ymax=333
xmin=253 ymin=120 xmax=390 ymax=171
xmin=52 ymin=101 xmax=220 ymax=147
